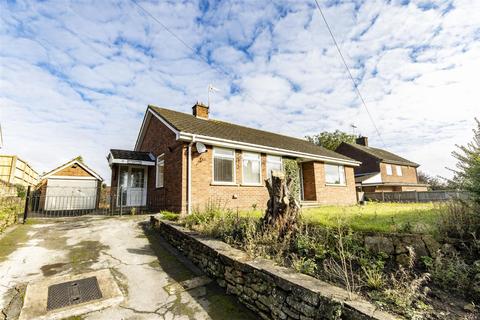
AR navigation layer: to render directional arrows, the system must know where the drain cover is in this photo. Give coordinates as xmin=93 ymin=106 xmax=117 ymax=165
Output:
xmin=47 ymin=276 xmax=102 ymax=310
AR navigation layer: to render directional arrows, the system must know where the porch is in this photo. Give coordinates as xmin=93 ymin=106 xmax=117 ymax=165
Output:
xmin=107 ymin=149 xmax=156 ymax=209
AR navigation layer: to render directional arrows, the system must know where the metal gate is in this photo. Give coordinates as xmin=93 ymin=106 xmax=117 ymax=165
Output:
xmin=24 ymin=186 xmax=152 ymax=218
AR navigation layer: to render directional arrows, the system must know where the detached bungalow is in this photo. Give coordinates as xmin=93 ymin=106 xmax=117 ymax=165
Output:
xmin=107 ymin=103 xmax=360 ymax=214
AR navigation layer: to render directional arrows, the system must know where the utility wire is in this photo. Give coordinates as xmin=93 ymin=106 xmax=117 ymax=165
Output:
xmin=313 ymin=0 xmax=386 ymax=147
xmin=130 ymin=0 xmax=300 ymax=133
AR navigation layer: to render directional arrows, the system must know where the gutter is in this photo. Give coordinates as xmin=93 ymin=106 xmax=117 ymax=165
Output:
xmin=178 ymin=132 xmax=361 ymax=167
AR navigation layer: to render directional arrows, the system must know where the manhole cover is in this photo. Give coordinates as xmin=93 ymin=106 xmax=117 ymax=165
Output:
xmin=47 ymin=276 xmax=102 ymax=310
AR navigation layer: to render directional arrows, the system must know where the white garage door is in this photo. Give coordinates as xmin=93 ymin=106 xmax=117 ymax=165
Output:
xmin=45 ymin=179 xmax=98 ymax=211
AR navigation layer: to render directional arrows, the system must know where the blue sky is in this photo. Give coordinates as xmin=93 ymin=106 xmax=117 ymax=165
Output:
xmin=1 ymin=0 xmax=479 ymax=181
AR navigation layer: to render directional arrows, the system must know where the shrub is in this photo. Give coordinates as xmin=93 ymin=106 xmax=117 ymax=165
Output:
xmin=437 ymin=200 xmax=480 ymax=242
xmin=423 ymin=251 xmax=472 ymax=297
xmin=292 ymin=256 xmax=317 ymax=276
xmin=283 ymin=159 xmax=300 ymax=201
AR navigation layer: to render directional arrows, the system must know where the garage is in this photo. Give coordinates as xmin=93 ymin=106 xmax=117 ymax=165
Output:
xmin=37 ymin=158 xmax=103 ymax=211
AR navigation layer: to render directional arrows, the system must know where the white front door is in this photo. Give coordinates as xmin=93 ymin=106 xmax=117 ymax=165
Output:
xmin=118 ymin=166 xmax=147 ymax=207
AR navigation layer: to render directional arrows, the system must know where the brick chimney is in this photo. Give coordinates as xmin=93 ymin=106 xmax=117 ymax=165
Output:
xmin=192 ymin=102 xmax=209 ymax=119
xmin=356 ymin=136 xmax=368 ymax=146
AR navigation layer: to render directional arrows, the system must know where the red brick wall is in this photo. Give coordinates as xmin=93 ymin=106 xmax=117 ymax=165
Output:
xmin=311 ymin=162 xmax=357 ymax=205
xmin=137 ymin=116 xmax=185 ymax=212
xmin=188 ymin=146 xmax=270 ymax=212
xmin=380 ymin=163 xmax=419 ymax=184
xmin=53 ymin=164 xmax=93 ymax=177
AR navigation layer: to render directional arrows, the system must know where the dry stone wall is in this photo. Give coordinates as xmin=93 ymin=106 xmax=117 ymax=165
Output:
xmin=154 ymin=218 xmax=398 ymax=320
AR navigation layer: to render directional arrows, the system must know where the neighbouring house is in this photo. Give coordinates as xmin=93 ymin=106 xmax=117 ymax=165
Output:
xmin=36 ymin=158 xmax=103 ymax=211
xmin=0 ymin=155 xmax=39 ymax=187
xmin=336 ymin=137 xmax=428 ymax=192
xmin=107 ymin=103 xmax=361 ymax=214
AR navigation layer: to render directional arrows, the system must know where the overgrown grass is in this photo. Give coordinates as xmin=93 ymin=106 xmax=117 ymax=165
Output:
xmin=301 ymin=202 xmax=440 ymax=234
xmin=238 ymin=202 xmax=440 ymax=234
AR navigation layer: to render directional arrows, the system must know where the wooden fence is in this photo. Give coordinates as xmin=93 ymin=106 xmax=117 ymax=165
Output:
xmin=364 ymin=190 xmax=469 ymax=203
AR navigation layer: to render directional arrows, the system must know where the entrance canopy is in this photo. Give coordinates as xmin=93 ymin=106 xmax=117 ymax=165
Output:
xmin=107 ymin=149 xmax=156 ymax=167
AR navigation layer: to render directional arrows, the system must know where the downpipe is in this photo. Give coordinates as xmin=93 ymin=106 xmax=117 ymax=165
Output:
xmin=187 ymin=135 xmax=196 ymax=215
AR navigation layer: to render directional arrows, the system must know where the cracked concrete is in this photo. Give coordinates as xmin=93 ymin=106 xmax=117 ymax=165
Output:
xmin=0 ymin=216 xmax=256 ymax=319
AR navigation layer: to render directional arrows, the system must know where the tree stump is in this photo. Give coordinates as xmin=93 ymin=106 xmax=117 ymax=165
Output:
xmin=262 ymin=170 xmax=300 ymax=237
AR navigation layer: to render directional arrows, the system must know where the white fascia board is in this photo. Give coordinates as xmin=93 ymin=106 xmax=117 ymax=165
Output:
xmin=134 ymin=108 xmax=180 ymax=151
xmin=42 ymin=160 xmax=103 ymax=181
xmin=110 ymin=159 xmax=155 ymax=166
xmin=178 ymin=133 xmax=360 ymax=167
xmin=47 ymin=176 xmax=98 ymax=180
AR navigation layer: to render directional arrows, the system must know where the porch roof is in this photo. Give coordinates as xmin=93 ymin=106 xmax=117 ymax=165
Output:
xmin=108 ymin=149 xmax=156 ymax=166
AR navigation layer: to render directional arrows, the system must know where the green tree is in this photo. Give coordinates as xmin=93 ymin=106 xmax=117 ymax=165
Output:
xmin=417 ymin=171 xmax=449 ymax=190
xmin=450 ymin=118 xmax=480 ymax=203
xmin=306 ymin=130 xmax=356 ymax=151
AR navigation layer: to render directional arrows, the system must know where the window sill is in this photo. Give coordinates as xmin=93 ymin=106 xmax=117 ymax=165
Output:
xmin=241 ymin=183 xmax=263 ymax=187
xmin=155 ymin=186 xmax=164 ymax=189
xmin=325 ymin=183 xmax=347 ymax=187
xmin=210 ymin=182 xmax=238 ymax=186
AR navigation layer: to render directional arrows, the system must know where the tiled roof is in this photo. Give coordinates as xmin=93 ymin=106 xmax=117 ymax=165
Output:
xmin=343 ymin=142 xmax=419 ymax=167
xmin=149 ymin=106 xmax=354 ymax=162
xmin=110 ymin=149 xmax=154 ymax=162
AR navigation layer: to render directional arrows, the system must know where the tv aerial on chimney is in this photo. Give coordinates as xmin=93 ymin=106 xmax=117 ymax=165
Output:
xmin=207 ymin=84 xmax=220 ymax=107
xmin=350 ymin=123 xmax=357 ymax=136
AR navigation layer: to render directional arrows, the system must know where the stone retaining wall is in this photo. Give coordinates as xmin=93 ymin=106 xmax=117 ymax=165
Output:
xmin=154 ymin=218 xmax=398 ymax=320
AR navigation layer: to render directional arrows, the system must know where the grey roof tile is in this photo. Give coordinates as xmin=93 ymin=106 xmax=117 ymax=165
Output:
xmin=149 ymin=106 xmax=355 ymax=162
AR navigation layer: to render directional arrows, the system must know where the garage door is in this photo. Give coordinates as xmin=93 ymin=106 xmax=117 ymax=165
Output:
xmin=44 ymin=179 xmax=98 ymax=211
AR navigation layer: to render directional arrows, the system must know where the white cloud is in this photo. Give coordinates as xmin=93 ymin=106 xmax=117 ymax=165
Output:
xmin=1 ymin=0 xmax=479 ymax=182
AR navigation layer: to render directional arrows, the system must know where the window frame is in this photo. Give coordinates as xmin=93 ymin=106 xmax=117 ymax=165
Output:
xmin=212 ymin=147 xmax=236 ymax=184
xmin=324 ymin=164 xmax=346 ymax=186
xmin=396 ymin=165 xmax=403 ymax=176
xmin=386 ymin=164 xmax=393 ymax=176
xmin=242 ymin=151 xmax=262 ymax=186
xmin=266 ymin=155 xmax=283 ymax=180
xmin=156 ymin=154 xmax=165 ymax=188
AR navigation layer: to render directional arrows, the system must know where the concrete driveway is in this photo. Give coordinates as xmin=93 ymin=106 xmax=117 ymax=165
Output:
xmin=0 ymin=216 xmax=256 ymax=320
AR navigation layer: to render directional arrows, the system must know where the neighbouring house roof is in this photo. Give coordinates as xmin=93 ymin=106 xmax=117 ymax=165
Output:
xmin=354 ymin=172 xmax=380 ymax=183
xmin=41 ymin=158 xmax=103 ymax=181
xmin=342 ymin=142 xmax=419 ymax=167
xmin=146 ymin=106 xmax=358 ymax=165
xmin=108 ymin=149 xmax=156 ymax=166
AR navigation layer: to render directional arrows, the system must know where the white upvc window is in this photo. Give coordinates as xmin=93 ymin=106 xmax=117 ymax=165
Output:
xmin=156 ymin=154 xmax=165 ymax=188
xmin=213 ymin=147 xmax=235 ymax=183
xmin=325 ymin=164 xmax=346 ymax=185
xmin=242 ymin=152 xmax=261 ymax=185
xmin=396 ymin=165 xmax=403 ymax=176
xmin=386 ymin=164 xmax=393 ymax=176
xmin=266 ymin=155 xmax=282 ymax=180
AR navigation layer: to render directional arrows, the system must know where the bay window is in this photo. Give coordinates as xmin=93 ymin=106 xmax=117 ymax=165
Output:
xmin=242 ymin=152 xmax=261 ymax=185
xmin=213 ymin=148 xmax=235 ymax=183
xmin=325 ymin=164 xmax=346 ymax=185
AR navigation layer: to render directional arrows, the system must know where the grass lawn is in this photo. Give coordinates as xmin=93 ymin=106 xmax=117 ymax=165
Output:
xmin=300 ymin=202 xmax=440 ymax=234
xmin=163 ymin=202 xmax=442 ymax=235
xmin=236 ymin=202 xmax=441 ymax=234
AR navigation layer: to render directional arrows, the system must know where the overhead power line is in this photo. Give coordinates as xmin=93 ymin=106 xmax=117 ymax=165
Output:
xmin=130 ymin=0 xmax=300 ymax=133
xmin=312 ymin=0 xmax=386 ymax=147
